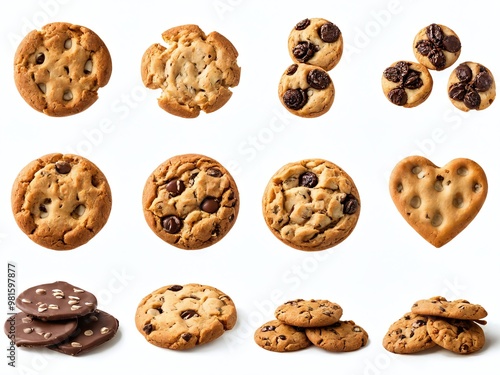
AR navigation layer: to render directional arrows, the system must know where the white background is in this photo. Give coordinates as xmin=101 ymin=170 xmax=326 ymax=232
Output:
xmin=1 ymin=0 xmax=499 ymax=374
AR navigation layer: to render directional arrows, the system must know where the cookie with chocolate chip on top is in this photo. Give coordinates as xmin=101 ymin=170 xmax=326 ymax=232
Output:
xmin=448 ymin=62 xmax=495 ymax=111
xmin=275 ymin=299 xmax=343 ymax=328
xmin=254 ymin=319 xmax=311 ymax=352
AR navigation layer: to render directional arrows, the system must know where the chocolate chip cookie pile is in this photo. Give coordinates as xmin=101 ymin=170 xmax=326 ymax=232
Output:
xmin=254 ymin=299 xmax=368 ymax=353
xmin=4 ymin=281 xmax=119 ymax=356
xmin=383 ymin=296 xmax=487 ymax=355
xmin=278 ymin=18 xmax=343 ymax=118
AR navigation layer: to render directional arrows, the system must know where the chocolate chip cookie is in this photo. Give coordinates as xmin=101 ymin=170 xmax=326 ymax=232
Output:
xmin=288 ymin=18 xmax=343 ymax=71
xmin=411 ymin=296 xmax=488 ymax=320
xmin=141 ymin=24 xmax=240 ymax=118
xmin=142 ymin=154 xmax=239 ymax=250
xmin=275 ymin=299 xmax=343 ymax=328
xmin=11 ymin=153 xmax=112 ymax=250
xmin=278 ymin=63 xmax=334 ymax=118
xmin=382 ymin=312 xmax=436 ymax=354
xmin=14 ymin=22 xmax=112 ymax=116
xmin=262 ymin=159 xmax=360 ymax=251
xmin=306 ymin=320 xmax=368 ymax=352
xmin=254 ymin=319 xmax=311 ymax=352
xmin=426 ymin=317 xmax=485 ymax=354
xmin=448 ymin=62 xmax=495 ymax=111
xmin=382 ymin=61 xmax=433 ymax=107
xmin=135 ymin=284 xmax=237 ymax=350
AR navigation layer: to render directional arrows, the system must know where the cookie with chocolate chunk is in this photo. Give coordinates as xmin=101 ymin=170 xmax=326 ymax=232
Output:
xmin=142 ymin=154 xmax=239 ymax=250
xmin=306 ymin=320 xmax=368 ymax=352
xmin=275 ymin=299 xmax=343 ymax=328
xmin=448 ymin=62 xmax=495 ymax=111
xmin=254 ymin=319 xmax=311 ymax=352
xmin=383 ymin=312 xmax=436 ymax=354
xmin=11 ymin=153 xmax=112 ymax=250
xmin=411 ymin=296 xmax=488 ymax=320
xmin=426 ymin=317 xmax=485 ymax=354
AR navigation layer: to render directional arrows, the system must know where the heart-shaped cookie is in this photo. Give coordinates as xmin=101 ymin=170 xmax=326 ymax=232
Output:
xmin=389 ymin=156 xmax=487 ymax=247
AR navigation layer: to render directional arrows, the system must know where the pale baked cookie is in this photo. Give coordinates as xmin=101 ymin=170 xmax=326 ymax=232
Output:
xmin=382 ymin=312 xmax=436 ymax=354
xmin=413 ymin=23 xmax=461 ymax=71
xmin=278 ymin=63 xmax=334 ymax=118
xmin=389 ymin=156 xmax=487 ymax=247
xmin=254 ymin=319 xmax=311 ymax=352
xmin=288 ymin=18 xmax=343 ymax=71
xmin=11 ymin=154 xmax=112 ymax=250
xmin=262 ymin=159 xmax=360 ymax=251
xmin=426 ymin=317 xmax=485 ymax=354
xmin=411 ymin=296 xmax=488 ymax=320
xmin=382 ymin=61 xmax=433 ymax=107
xmin=448 ymin=62 xmax=495 ymax=111
xmin=306 ymin=320 xmax=368 ymax=352
xmin=141 ymin=24 xmax=240 ymax=118
xmin=142 ymin=154 xmax=239 ymax=250
xmin=275 ymin=299 xmax=343 ymax=328
xmin=14 ymin=22 xmax=112 ymax=116
xmin=135 ymin=284 xmax=237 ymax=350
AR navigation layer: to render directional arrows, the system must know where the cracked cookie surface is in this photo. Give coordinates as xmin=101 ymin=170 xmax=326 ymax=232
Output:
xmin=14 ymin=22 xmax=112 ymax=116
xmin=383 ymin=312 xmax=436 ymax=354
xmin=254 ymin=319 xmax=311 ymax=352
xmin=306 ymin=320 xmax=368 ymax=352
xmin=143 ymin=154 xmax=239 ymax=250
xmin=411 ymin=296 xmax=488 ymax=320
xmin=275 ymin=299 xmax=342 ymax=328
xmin=426 ymin=317 xmax=485 ymax=354
xmin=11 ymin=153 xmax=112 ymax=250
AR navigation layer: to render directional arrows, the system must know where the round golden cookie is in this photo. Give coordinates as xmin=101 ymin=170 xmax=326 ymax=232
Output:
xmin=254 ymin=320 xmax=311 ymax=352
xmin=14 ymin=22 xmax=112 ymax=116
xmin=288 ymin=18 xmax=343 ymax=71
xmin=11 ymin=153 xmax=112 ymax=250
xmin=411 ymin=296 xmax=488 ymax=320
xmin=447 ymin=62 xmax=495 ymax=112
xmin=262 ymin=159 xmax=360 ymax=251
xmin=306 ymin=320 xmax=368 ymax=352
xmin=275 ymin=299 xmax=343 ymax=328
xmin=278 ymin=63 xmax=334 ymax=118
xmin=382 ymin=61 xmax=433 ymax=108
xmin=382 ymin=312 xmax=436 ymax=354
xmin=426 ymin=317 xmax=485 ymax=354
xmin=413 ymin=23 xmax=461 ymax=71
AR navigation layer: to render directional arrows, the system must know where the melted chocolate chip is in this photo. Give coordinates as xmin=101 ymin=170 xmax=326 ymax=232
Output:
xmin=464 ymin=91 xmax=481 ymax=109
xmin=39 ymin=204 xmax=47 ymax=213
xmin=55 ymin=161 xmax=71 ymax=174
xmin=181 ymin=333 xmax=192 ymax=341
xmin=428 ymin=49 xmax=446 ymax=70
xmin=261 ymin=325 xmax=276 ymax=332
xmin=448 ymin=82 xmax=467 ymax=100
xmin=168 ymin=285 xmax=183 ymax=292
xmin=286 ymin=64 xmax=298 ymax=75
xmin=307 ymin=69 xmax=331 ymax=90
xmin=383 ymin=67 xmax=402 ymax=83
xmin=394 ymin=61 xmax=409 ymax=77
xmin=161 ymin=216 xmax=182 ymax=234
xmin=426 ymin=24 xmax=444 ymax=47
xmin=295 ymin=19 xmax=310 ymax=30
xmin=35 ymin=53 xmax=45 ymax=64
xmin=343 ymin=194 xmax=359 ymax=214
xmin=455 ymin=63 xmax=472 ymax=83
xmin=388 ymin=88 xmax=408 ymax=106
xmin=278 ymin=335 xmax=287 ymax=340
xmin=299 ymin=172 xmax=318 ymax=188
xmin=206 ymin=168 xmax=222 ymax=177
xmin=283 ymin=88 xmax=308 ymax=110
xmin=200 ymin=197 xmax=220 ymax=213
xmin=415 ymin=40 xmax=433 ymax=56
xmin=318 ymin=22 xmax=340 ymax=43
xmin=442 ymin=35 xmax=461 ymax=53
xmin=474 ymin=70 xmax=493 ymax=92
xmin=180 ymin=310 xmax=199 ymax=320
xmin=293 ymin=41 xmax=318 ymax=63
xmin=165 ymin=179 xmax=185 ymax=196
xmin=403 ymin=70 xmax=423 ymax=90
xmin=143 ymin=324 xmax=153 ymax=335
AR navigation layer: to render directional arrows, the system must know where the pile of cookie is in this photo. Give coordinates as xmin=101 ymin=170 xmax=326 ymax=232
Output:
xmin=4 ymin=281 xmax=119 ymax=356
xmin=254 ymin=298 xmax=368 ymax=353
xmin=278 ymin=18 xmax=343 ymax=118
xmin=383 ymin=296 xmax=487 ymax=355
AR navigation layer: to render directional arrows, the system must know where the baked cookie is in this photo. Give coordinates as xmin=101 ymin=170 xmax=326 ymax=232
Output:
xmin=262 ymin=159 xmax=360 ymax=251
xmin=382 ymin=312 xmax=436 ymax=354
xmin=275 ymin=299 xmax=342 ymax=328
xmin=411 ymin=296 xmax=488 ymax=320
xmin=288 ymin=18 xmax=343 ymax=71
xmin=141 ymin=24 xmax=240 ymax=118
xmin=11 ymin=153 xmax=112 ymax=250
xmin=426 ymin=317 xmax=485 ymax=354
xmin=448 ymin=62 xmax=495 ymax=111
xmin=306 ymin=320 xmax=368 ymax=352
xmin=14 ymin=22 xmax=112 ymax=116
xmin=16 ymin=281 xmax=97 ymax=321
xmin=382 ymin=61 xmax=433 ymax=107
xmin=389 ymin=156 xmax=487 ymax=247
xmin=278 ymin=63 xmax=334 ymax=118
xmin=142 ymin=154 xmax=239 ymax=250
xmin=135 ymin=284 xmax=237 ymax=350
xmin=254 ymin=319 xmax=311 ymax=352
xmin=4 ymin=312 xmax=77 ymax=347
xmin=413 ymin=23 xmax=461 ymax=71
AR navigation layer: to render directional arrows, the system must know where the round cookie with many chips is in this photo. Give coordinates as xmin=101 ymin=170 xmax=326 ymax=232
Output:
xmin=382 ymin=312 xmax=436 ymax=354
xmin=288 ymin=18 xmax=343 ymax=71
xmin=262 ymin=159 xmax=360 ymax=251
xmin=411 ymin=296 xmax=488 ymax=320
xmin=14 ymin=22 xmax=112 ymax=116
xmin=11 ymin=153 xmax=112 ymax=250
xmin=275 ymin=299 xmax=342 ymax=328
xmin=426 ymin=317 xmax=485 ymax=354
xmin=135 ymin=284 xmax=237 ymax=350
xmin=254 ymin=319 xmax=311 ymax=352
xmin=142 ymin=154 xmax=239 ymax=250
xmin=306 ymin=320 xmax=368 ymax=352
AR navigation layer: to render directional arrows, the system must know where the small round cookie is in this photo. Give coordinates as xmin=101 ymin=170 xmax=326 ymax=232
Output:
xmin=306 ymin=320 xmax=368 ymax=352
xmin=411 ymin=296 xmax=488 ymax=320
xmin=14 ymin=22 xmax=112 ymax=116
xmin=426 ymin=317 xmax=485 ymax=354
xmin=382 ymin=61 xmax=433 ymax=107
xmin=448 ymin=62 xmax=495 ymax=111
xmin=254 ymin=319 xmax=311 ymax=352
xmin=288 ymin=18 xmax=343 ymax=71
xmin=275 ymin=299 xmax=342 ymax=328
xmin=382 ymin=312 xmax=436 ymax=354
xmin=262 ymin=159 xmax=360 ymax=251
xmin=135 ymin=284 xmax=237 ymax=350
xmin=11 ymin=153 xmax=112 ymax=250
xmin=142 ymin=154 xmax=239 ymax=250
xmin=413 ymin=23 xmax=461 ymax=71
xmin=278 ymin=63 xmax=334 ymax=118
xmin=141 ymin=24 xmax=240 ymax=118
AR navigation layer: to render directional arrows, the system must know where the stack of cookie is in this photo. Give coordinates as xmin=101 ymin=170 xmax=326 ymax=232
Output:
xmin=254 ymin=298 xmax=368 ymax=353
xmin=4 ymin=281 xmax=119 ymax=356
xmin=383 ymin=296 xmax=487 ymax=355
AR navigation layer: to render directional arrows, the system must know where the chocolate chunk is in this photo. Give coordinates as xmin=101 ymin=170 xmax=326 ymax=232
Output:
xmin=168 ymin=285 xmax=183 ymax=292
xmin=442 ymin=35 xmax=461 ymax=53
xmin=200 ymin=197 xmax=220 ymax=213
xmin=394 ymin=61 xmax=409 ymax=77
xmin=426 ymin=24 xmax=444 ymax=47
xmin=383 ymin=67 xmax=403 ymax=83
xmin=143 ymin=323 xmax=153 ymax=335
xmin=415 ymin=39 xmax=433 ymax=56
xmin=455 ymin=64 xmax=472 ymax=83
xmin=293 ymin=41 xmax=318 ymax=63
xmin=464 ymin=91 xmax=481 ymax=109
xmin=206 ymin=168 xmax=222 ymax=177
xmin=165 ymin=179 xmax=185 ymax=196
xmin=278 ymin=335 xmax=287 ymax=340
xmin=161 ymin=216 xmax=182 ymax=234
xmin=343 ymin=194 xmax=359 ymax=214
xmin=181 ymin=333 xmax=192 ymax=341
xmin=283 ymin=88 xmax=308 ymax=110
xmin=299 ymin=172 xmax=319 ymax=188
xmin=428 ymin=49 xmax=446 ymax=70
xmin=55 ymin=161 xmax=72 ymax=174
xmin=180 ymin=310 xmax=199 ymax=320
xmin=388 ymin=88 xmax=408 ymax=106
xmin=307 ymin=69 xmax=331 ymax=90
xmin=261 ymin=325 xmax=276 ymax=332
xmin=448 ymin=82 xmax=467 ymax=100
xmin=318 ymin=22 xmax=340 ymax=43
xmin=403 ymin=70 xmax=423 ymax=89
xmin=286 ymin=64 xmax=298 ymax=75
xmin=295 ymin=19 xmax=310 ymax=30
xmin=35 ymin=53 xmax=45 ymax=64
xmin=474 ymin=71 xmax=493 ymax=92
